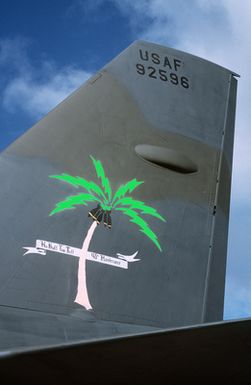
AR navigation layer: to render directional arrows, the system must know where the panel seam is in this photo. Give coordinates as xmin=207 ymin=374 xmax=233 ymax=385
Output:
xmin=201 ymin=73 xmax=233 ymax=322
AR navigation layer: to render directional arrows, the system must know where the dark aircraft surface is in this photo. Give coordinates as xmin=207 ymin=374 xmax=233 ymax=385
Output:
xmin=1 ymin=318 xmax=251 ymax=385
xmin=0 ymin=41 xmax=244 ymax=383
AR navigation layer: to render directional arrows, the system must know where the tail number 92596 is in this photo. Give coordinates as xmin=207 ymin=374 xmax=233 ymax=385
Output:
xmin=135 ymin=63 xmax=190 ymax=89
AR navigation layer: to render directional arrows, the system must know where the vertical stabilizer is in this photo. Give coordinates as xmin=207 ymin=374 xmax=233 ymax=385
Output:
xmin=0 ymin=41 xmax=238 ymax=328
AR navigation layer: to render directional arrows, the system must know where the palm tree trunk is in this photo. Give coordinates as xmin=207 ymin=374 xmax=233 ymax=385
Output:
xmin=74 ymin=220 xmax=97 ymax=310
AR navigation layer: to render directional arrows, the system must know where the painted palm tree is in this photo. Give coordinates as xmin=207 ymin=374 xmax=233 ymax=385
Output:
xmin=49 ymin=156 xmax=166 ymax=310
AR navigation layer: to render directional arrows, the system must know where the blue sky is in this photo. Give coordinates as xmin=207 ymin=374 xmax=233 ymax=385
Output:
xmin=1 ymin=0 xmax=251 ymax=320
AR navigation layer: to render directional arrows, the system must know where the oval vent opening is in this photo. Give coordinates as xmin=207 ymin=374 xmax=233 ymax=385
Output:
xmin=135 ymin=144 xmax=198 ymax=174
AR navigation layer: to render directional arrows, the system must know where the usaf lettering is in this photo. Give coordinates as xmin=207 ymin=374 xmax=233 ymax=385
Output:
xmin=135 ymin=49 xmax=190 ymax=89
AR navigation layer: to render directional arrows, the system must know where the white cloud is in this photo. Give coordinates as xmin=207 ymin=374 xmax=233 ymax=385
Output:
xmin=0 ymin=38 xmax=91 ymax=119
xmin=3 ymin=67 xmax=91 ymax=119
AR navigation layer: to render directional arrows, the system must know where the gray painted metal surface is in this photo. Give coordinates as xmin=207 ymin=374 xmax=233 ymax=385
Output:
xmin=0 ymin=41 xmax=238 ymax=351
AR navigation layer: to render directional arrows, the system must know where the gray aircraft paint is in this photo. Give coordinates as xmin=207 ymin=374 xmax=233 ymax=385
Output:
xmin=0 ymin=41 xmax=238 ymax=350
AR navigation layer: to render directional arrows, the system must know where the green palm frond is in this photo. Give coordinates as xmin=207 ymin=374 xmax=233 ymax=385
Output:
xmin=115 ymin=207 xmax=162 ymax=251
xmin=113 ymin=197 xmax=166 ymax=222
xmin=49 ymin=157 xmax=165 ymax=252
xmin=49 ymin=173 xmax=82 ymax=188
xmin=49 ymin=193 xmax=100 ymax=216
xmin=112 ymin=179 xmax=144 ymax=204
xmin=49 ymin=173 xmax=107 ymax=201
xmin=90 ymin=156 xmax=112 ymax=202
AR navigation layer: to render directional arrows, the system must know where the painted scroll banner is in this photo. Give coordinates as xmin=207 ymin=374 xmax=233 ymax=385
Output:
xmin=22 ymin=240 xmax=140 ymax=269
xmin=36 ymin=239 xmax=128 ymax=269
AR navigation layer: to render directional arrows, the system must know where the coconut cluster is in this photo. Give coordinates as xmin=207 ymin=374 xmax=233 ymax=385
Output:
xmin=88 ymin=204 xmax=112 ymax=229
